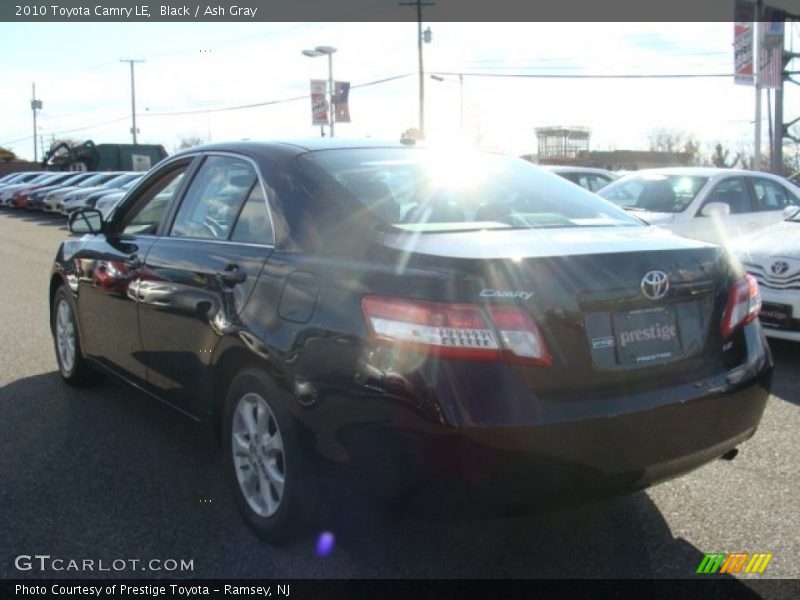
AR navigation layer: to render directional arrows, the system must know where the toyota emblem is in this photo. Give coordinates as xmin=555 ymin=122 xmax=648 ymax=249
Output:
xmin=641 ymin=270 xmax=670 ymax=301
xmin=770 ymin=261 xmax=789 ymax=275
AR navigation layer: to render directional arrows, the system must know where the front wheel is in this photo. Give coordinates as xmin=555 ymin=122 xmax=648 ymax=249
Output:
xmin=223 ymin=367 xmax=315 ymax=543
xmin=51 ymin=285 xmax=99 ymax=386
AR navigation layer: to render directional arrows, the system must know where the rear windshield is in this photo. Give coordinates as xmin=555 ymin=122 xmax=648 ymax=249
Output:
xmin=302 ymin=148 xmax=641 ymax=232
xmin=598 ymin=174 xmax=708 ymax=213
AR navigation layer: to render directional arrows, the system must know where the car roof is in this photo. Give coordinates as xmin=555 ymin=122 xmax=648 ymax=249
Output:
xmin=622 ymin=167 xmax=781 ymax=178
xmin=168 ymin=138 xmax=431 ymax=161
xmin=541 ymin=165 xmax=615 ymax=175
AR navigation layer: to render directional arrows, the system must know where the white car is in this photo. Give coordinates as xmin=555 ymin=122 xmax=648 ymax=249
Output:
xmin=540 ymin=166 xmax=617 ymax=191
xmin=598 ymin=167 xmax=800 ymax=245
xmin=737 ymin=206 xmax=800 ymax=342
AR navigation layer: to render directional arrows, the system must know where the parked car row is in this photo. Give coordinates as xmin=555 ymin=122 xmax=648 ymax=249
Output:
xmin=0 ymin=170 xmax=142 ymax=216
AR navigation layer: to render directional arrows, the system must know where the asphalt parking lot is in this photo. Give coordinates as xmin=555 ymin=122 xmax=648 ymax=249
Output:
xmin=0 ymin=209 xmax=798 ymax=584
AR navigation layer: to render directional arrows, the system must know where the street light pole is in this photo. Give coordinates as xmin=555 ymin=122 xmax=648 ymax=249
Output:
xmin=302 ymin=46 xmax=337 ymax=138
xmin=458 ymin=73 xmax=464 ymax=133
xmin=417 ymin=12 xmax=424 ymax=138
xmin=430 ymin=73 xmax=464 ymax=136
xmin=327 ymin=50 xmax=335 ymax=138
xmin=120 ymin=58 xmax=144 ymax=145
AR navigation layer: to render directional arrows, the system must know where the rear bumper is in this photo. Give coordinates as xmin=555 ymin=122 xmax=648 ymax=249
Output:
xmin=322 ymin=325 xmax=773 ymax=502
xmin=335 ymin=368 xmax=771 ymax=502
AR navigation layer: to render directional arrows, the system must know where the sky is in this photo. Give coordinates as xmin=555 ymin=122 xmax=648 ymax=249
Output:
xmin=0 ymin=21 xmax=798 ymax=162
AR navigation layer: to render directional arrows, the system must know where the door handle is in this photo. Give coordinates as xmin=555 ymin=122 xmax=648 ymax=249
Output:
xmin=126 ymin=255 xmax=142 ymax=269
xmin=216 ymin=265 xmax=247 ymax=286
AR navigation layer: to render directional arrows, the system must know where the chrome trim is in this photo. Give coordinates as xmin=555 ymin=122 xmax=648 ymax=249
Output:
xmin=116 ymin=150 xmax=278 ymax=248
xmin=155 ymin=236 xmax=274 ymax=250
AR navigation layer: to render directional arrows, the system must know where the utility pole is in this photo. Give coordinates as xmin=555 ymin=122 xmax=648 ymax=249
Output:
xmin=120 ymin=59 xmax=144 ymax=144
xmin=327 ymin=50 xmax=335 ymax=138
xmin=754 ymin=0 xmax=762 ymax=168
xmin=770 ymin=13 xmax=800 ymax=173
xmin=30 ymin=83 xmax=42 ymax=162
xmin=400 ymin=0 xmax=434 ymax=139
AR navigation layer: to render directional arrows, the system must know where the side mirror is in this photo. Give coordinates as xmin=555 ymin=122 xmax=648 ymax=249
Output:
xmin=700 ymin=202 xmax=731 ymax=218
xmin=69 ymin=208 xmax=105 ymax=234
xmin=782 ymin=205 xmax=800 ymax=220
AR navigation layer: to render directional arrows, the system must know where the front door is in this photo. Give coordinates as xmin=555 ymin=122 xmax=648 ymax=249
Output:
xmin=76 ymin=160 xmax=193 ymax=384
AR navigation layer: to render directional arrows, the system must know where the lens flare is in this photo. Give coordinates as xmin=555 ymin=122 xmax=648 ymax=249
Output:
xmin=316 ymin=531 xmax=335 ymax=557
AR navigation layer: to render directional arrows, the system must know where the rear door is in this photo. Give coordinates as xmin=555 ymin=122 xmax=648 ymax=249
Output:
xmin=747 ymin=175 xmax=800 ymax=228
xmin=137 ymin=153 xmax=275 ymax=415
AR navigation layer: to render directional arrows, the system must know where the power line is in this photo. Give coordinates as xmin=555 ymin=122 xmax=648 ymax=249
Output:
xmin=142 ymin=73 xmax=413 ymax=117
xmin=431 ymin=71 xmax=736 ymax=79
xmin=0 ymin=74 xmax=413 ymax=147
xmin=0 ymin=116 xmax=130 ymax=147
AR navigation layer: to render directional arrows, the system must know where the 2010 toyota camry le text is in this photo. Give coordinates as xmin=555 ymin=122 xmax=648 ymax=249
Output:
xmin=49 ymin=140 xmax=773 ymax=542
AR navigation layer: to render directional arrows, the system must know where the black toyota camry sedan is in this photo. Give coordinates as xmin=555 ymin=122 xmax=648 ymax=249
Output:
xmin=51 ymin=140 xmax=772 ymax=542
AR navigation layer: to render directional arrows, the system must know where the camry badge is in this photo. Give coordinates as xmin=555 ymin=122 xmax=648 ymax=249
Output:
xmin=770 ymin=261 xmax=789 ymax=275
xmin=641 ymin=270 xmax=670 ymax=301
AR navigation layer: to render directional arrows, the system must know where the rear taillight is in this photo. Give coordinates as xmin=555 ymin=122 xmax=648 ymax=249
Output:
xmin=361 ymin=296 xmax=552 ymax=366
xmin=721 ymin=273 xmax=761 ymax=339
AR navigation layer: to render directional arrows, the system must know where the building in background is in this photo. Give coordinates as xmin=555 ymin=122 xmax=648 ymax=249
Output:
xmin=524 ymin=125 xmax=692 ymax=171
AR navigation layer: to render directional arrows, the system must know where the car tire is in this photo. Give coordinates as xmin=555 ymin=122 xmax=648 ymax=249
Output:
xmin=52 ymin=285 xmax=100 ymax=387
xmin=223 ymin=367 xmax=315 ymax=544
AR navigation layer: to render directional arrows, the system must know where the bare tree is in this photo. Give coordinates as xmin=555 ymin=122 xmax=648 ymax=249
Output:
xmin=177 ymin=136 xmax=205 ymax=150
xmin=709 ymin=143 xmax=744 ymax=169
xmin=0 ymin=147 xmax=17 ymax=162
xmin=647 ymin=128 xmax=702 ymax=164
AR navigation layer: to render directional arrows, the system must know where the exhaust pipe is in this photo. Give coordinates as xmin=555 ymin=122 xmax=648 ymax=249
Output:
xmin=720 ymin=448 xmax=739 ymax=461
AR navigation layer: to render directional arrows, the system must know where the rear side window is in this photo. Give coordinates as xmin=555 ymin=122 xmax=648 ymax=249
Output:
xmin=749 ymin=177 xmax=799 ymax=211
xmin=230 ymin=184 xmax=274 ymax=245
xmin=170 ymin=156 xmax=256 ymax=240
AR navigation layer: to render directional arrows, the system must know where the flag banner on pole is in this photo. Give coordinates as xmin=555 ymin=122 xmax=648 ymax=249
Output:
xmin=334 ymin=81 xmax=351 ymax=123
xmin=310 ymin=79 xmax=328 ymax=125
xmin=733 ymin=0 xmax=754 ymax=85
xmin=757 ymin=15 xmax=784 ymax=89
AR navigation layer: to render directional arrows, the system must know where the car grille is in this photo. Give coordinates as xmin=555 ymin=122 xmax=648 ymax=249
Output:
xmin=743 ymin=262 xmax=800 ymax=291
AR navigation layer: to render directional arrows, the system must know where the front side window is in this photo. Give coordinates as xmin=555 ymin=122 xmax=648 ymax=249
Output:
xmin=302 ymin=149 xmax=640 ymax=232
xmin=120 ymin=167 xmax=188 ymax=235
xmin=170 ymin=156 xmax=257 ymax=240
xmin=701 ymin=178 xmax=752 ymax=215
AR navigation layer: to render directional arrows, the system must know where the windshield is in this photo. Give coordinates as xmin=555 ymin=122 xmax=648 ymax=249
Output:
xmin=58 ymin=173 xmax=92 ymax=186
xmin=79 ymin=173 xmax=122 ymax=187
xmin=105 ymin=173 xmax=140 ymax=187
xmin=598 ymin=174 xmax=708 ymax=213
xmin=304 ymin=148 xmax=641 ymax=232
xmin=121 ymin=176 xmax=143 ymax=190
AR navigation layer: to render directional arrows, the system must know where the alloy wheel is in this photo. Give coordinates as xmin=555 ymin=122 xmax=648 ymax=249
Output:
xmin=231 ymin=392 xmax=286 ymax=517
